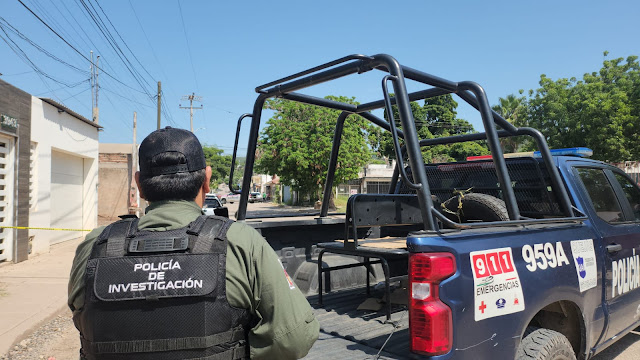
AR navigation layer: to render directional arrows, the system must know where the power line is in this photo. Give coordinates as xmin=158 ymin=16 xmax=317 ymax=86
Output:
xmin=101 ymin=91 xmax=134 ymax=132
xmin=76 ymin=0 xmax=154 ymax=99
xmin=177 ymin=0 xmax=199 ymax=91
xmin=0 ymin=16 xmax=89 ymax=75
xmin=16 ymin=0 xmax=150 ymax=95
xmin=93 ymin=0 xmax=155 ymax=83
xmin=100 ymin=86 xmax=153 ymax=108
xmin=0 ymin=26 xmax=84 ymax=88
xmin=1 ymin=70 xmax=34 ymax=76
xmin=34 ymin=79 xmax=90 ymax=96
xmin=61 ymin=85 xmax=91 ymax=102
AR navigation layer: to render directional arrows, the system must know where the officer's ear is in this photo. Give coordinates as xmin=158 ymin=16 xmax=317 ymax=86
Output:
xmin=135 ymin=171 xmax=146 ymax=200
xmin=203 ymin=166 xmax=212 ymax=194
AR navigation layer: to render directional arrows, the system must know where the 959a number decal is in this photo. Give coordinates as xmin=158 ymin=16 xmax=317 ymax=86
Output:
xmin=522 ymin=242 xmax=570 ymax=272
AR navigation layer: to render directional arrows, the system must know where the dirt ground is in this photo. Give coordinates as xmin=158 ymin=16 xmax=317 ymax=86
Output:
xmin=1 ymin=308 xmax=78 ymax=360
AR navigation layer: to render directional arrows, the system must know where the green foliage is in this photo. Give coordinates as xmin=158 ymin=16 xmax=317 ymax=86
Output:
xmin=370 ymin=94 xmax=488 ymax=162
xmin=492 ymin=93 xmax=527 ymax=152
xmin=518 ymin=54 xmax=640 ymax=162
xmin=202 ymin=145 xmax=240 ymax=189
xmin=256 ymin=96 xmax=371 ymax=202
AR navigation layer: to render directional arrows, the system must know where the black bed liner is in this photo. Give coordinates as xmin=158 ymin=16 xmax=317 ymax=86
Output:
xmin=305 ymin=287 xmax=410 ymax=359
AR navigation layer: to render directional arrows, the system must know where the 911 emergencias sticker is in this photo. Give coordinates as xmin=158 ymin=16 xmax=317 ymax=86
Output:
xmin=471 ymin=247 xmax=525 ymax=321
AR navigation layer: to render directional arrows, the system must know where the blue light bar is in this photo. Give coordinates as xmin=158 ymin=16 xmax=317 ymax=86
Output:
xmin=533 ymin=147 xmax=593 ymax=158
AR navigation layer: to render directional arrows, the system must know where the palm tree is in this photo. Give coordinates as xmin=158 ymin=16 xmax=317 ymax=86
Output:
xmin=492 ymin=94 xmax=526 ymax=152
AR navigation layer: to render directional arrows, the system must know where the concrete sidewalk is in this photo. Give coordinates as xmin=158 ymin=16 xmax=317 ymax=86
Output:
xmin=0 ymin=238 xmax=82 ymax=355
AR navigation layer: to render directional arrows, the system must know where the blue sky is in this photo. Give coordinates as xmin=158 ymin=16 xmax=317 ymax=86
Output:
xmin=1 ymin=0 xmax=639 ymax=154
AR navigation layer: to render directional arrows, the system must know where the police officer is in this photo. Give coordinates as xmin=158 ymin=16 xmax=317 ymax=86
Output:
xmin=68 ymin=127 xmax=319 ymax=359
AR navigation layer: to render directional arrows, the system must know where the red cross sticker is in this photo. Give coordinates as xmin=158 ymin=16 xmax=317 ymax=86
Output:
xmin=479 ymin=301 xmax=487 ymax=314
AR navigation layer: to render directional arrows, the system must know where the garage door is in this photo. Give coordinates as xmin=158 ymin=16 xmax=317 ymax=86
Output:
xmin=50 ymin=150 xmax=83 ymax=244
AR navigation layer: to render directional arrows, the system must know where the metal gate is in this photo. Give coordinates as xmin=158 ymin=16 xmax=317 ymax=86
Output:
xmin=0 ymin=135 xmax=15 ymax=262
xmin=366 ymin=181 xmax=391 ymax=194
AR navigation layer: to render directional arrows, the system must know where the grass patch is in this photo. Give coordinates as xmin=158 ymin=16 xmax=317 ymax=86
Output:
xmin=333 ymin=195 xmax=350 ymax=213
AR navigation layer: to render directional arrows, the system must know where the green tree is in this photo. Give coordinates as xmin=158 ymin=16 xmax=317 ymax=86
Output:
xmin=371 ymin=94 xmax=488 ymax=162
xmin=256 ymin=96 xmax=371 ymax=204
xmin=492 ymin=93 xmax=527 ymax=152
xmin=202 ymin=145 xmax=237 ymax=189
xmin=520 ymin=54 xmax=640 ymax=162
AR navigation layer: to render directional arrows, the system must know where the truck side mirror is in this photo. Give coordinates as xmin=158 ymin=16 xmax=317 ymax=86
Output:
xmin=214 ymin=207 xmax=229 ymax=218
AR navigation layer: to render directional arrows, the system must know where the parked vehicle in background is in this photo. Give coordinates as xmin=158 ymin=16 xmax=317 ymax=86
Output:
xmin=249 ymin=191 xmax=262 ymax=203
xmin=226 ymin=192 xmax=241 ymax=204
xmin=203 ymin=195 xmax=228 ymax=217
xmin=216 ymin=193 xmax=227 ymax=204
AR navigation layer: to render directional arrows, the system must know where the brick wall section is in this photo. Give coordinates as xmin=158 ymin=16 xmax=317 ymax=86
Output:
xmin=99 ymin=153 xmax=129 ymax=163
xmin=98 ymin=153 xmax=132 ymax=222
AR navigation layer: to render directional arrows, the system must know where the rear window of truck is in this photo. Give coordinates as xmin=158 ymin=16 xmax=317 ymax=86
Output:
xmin=575 ymin=168 xmax=623 ymax=223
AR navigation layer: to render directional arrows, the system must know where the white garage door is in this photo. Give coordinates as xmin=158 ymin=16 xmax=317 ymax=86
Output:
xmin=51 ymin=150 xmax=83 ymax=244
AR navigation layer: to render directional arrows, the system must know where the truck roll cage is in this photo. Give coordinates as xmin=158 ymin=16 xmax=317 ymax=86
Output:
xmin=230 ymin=53 xmax=579 ymax=230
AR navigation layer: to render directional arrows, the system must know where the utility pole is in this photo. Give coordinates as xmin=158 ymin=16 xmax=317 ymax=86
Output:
xmin=90 ymin=51 xmax=94 ymax=119
xmin=157 ymin=81 xmax=162 ymax=129
xmin=90 ymin=51 xmax=100 ymax=123
xmin=130 ymin=112 xmax=138 ymax=215
xmin=94 ymin=56 xmax=100 ymax=124
xmin=179 ymin=92 xmax=203 ymax=132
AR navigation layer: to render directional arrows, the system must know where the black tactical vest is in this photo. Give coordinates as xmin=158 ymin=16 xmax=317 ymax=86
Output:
xmin=74 ymin=215 xmax=251 ymax=360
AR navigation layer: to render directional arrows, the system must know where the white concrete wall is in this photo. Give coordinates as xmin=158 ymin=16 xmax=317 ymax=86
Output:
xmin=363 ymin=161 xmax=396 ymax=178
xmin=29 ymin=98 xmax=99 ymax=255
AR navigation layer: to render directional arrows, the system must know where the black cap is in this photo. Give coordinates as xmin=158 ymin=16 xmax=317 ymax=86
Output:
xmin=139 ymin=127 xmax=206 ymax=176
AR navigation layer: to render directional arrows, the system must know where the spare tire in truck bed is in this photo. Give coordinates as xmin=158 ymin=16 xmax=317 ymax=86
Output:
xmin=441 ymin=193 xmax=509 ymax=224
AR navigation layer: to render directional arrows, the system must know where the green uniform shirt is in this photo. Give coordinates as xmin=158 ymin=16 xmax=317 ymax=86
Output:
xmin=68 ymin=200 xmax=319 ymax=359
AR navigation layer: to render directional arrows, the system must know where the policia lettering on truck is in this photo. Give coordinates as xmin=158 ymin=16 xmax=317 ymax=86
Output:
xmin=612 ymin=248 xmax=640 ymax=298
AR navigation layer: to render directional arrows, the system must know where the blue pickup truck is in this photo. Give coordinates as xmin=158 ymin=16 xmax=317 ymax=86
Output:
xmin=401 ymin=153 xmax=640 ymax=359
xmin=228 ymin=54 xmax=640 ymax=359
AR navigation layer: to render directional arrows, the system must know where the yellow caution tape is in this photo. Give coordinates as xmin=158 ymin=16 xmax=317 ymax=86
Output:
xmin=0 ymin=226 xmax=92 ymax=232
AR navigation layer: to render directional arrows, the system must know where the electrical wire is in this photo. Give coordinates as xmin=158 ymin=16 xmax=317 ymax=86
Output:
xmin=0 ymin=16 xmax=89 ymax=75
xmin=127 ymin=0 xmax=181 ymax=108
xmin=17 ymin=0 xmax=150 ymax=95
xmin=0 ymin=27 xmax=82 ymax=88
xmin=76 ymin=0 xmax=154 ymax=99
xmin=177 ymin=0 xmax=199 ymax=91
xmin=61 ymin=86 xmax=91 ymax=102
xmin=81 ymin=0 xmax=153 ymax=90
xmin=1 ymin=70 xmax=34 ymax=76
xmin=100 ymin=86 xmax=154 ymax=108
xmin=93 ymin=0 xmax=155 ymax=83
xmin=35 ymin=79 xmax=90 ymax=96
xmin=101 ymin=91 xmax=134 ymax=132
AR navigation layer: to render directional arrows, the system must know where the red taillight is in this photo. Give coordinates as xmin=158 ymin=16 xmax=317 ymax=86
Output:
xmin=409 ymin=253 xmax=455 ymax=356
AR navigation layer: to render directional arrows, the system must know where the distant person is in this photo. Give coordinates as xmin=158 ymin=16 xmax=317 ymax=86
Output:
xmin=68 ymin=127 xmax=319 ymax=359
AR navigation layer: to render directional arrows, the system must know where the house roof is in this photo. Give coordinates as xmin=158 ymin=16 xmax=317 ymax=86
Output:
xmin=40 ymin=98 xmax=103 ymax=129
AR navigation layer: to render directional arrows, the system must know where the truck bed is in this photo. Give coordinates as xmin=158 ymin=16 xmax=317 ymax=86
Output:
xmin=304 ymin=287 xmax=411 ymax=359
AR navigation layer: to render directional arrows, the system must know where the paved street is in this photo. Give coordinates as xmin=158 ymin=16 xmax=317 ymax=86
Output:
xmin=592 ymin=329 xmax=640 ymax=360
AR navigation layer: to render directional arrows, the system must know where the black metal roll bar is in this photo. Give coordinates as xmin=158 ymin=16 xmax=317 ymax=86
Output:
xmin=230 ymin=53 xmax=575 ymax=230
xmin=228 ymin=113 xmax=252 ymax=195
